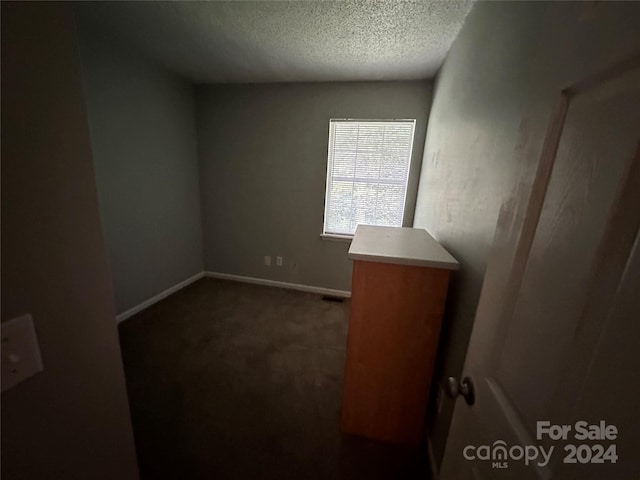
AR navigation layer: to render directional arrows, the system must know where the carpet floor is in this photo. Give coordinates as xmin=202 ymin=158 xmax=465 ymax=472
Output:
xmin=118 ymin=278 xmax=429 ymax=479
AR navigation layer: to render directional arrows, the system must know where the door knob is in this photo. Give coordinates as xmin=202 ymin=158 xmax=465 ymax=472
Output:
xmin=445 ymin=376 xmax=475 ymax=405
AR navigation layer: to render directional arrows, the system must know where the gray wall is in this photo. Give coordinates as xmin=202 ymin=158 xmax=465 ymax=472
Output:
xmin=413 ymin=0 xmax=640 ymax=469
xmin=1 ymin=3 xmax=139 ymax=479
xmin=76 ymin=10 xmax=204 ymax=314
xmin=197 ymin=81 xmax=432 ymax=291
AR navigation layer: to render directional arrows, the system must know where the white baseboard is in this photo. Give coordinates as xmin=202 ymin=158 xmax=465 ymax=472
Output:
xmin=204 ymin=271 xmax=351 ymax=298
xmin=116 ymin=271 xmax=205 ymax=323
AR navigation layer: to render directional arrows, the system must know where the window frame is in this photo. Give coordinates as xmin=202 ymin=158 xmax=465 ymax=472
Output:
xmin=321 ymin=118 xmax=417 ymax=239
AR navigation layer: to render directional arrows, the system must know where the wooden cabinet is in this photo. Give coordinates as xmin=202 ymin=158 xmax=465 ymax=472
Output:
xmin=341 ymin=226 xmax=458 ymax=445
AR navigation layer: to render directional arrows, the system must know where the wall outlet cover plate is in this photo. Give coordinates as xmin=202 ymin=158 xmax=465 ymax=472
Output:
xmin=1 ymin=314 xmax=44 ymax=392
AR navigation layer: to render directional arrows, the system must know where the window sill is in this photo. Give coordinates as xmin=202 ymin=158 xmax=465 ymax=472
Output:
xmin=320 ymin=233 xmax=353 ymax=242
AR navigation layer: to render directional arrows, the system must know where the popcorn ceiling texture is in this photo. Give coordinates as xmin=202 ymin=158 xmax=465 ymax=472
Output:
xmin=75 ymin=0 xmax=474 ymax=83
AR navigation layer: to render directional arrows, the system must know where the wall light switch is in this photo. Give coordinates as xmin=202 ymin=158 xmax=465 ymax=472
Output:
xmin=276 ymin=256 xmax=283 ymax=267
xmin=2 ymin=314 xmax=44 ymax=392
xmin=264 ymin=255 xmax=271 ymax=266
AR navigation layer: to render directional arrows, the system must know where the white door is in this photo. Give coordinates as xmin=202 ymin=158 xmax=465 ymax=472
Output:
xmin=440 ymin=57 xmax=640 ymax=480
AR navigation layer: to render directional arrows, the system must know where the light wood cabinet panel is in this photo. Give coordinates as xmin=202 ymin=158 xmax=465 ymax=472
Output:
xmin=341 ymin=226 xmax=458 ymax=445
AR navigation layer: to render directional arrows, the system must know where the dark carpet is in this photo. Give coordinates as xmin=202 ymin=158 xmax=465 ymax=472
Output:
xmin=118 ymin=278 xmax=429 ymax=479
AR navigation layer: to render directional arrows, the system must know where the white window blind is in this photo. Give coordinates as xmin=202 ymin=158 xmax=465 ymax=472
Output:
xmin=323 ymin=119 xmax=416 ymax=236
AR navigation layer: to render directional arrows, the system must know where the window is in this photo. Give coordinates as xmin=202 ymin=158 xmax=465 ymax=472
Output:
xmin=323 ymin=119 xmax=416 ymax=237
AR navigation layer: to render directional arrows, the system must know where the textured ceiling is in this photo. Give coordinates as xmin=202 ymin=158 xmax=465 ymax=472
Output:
xmin=75 ymin=1 xmax=474 ymax=84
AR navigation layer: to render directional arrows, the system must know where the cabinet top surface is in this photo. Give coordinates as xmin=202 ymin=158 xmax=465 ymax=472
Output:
xmin=348 ymin=225 xmax=459 ymax=270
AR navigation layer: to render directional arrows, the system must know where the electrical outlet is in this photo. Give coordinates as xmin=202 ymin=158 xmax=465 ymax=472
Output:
xmin=264 ymin=255 xmax=271 ymax=266
xmin=276 ymin=256 xmax=283 ymax=267
xmin=2 ymin=314 xmax=44 ymax=392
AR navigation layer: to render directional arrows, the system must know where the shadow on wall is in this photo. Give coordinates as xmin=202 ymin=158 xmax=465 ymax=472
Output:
xmin=1 ymin=3 xmax=139 ymax=479
xmin=413 ymin=0 xmax=640 ymax=470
